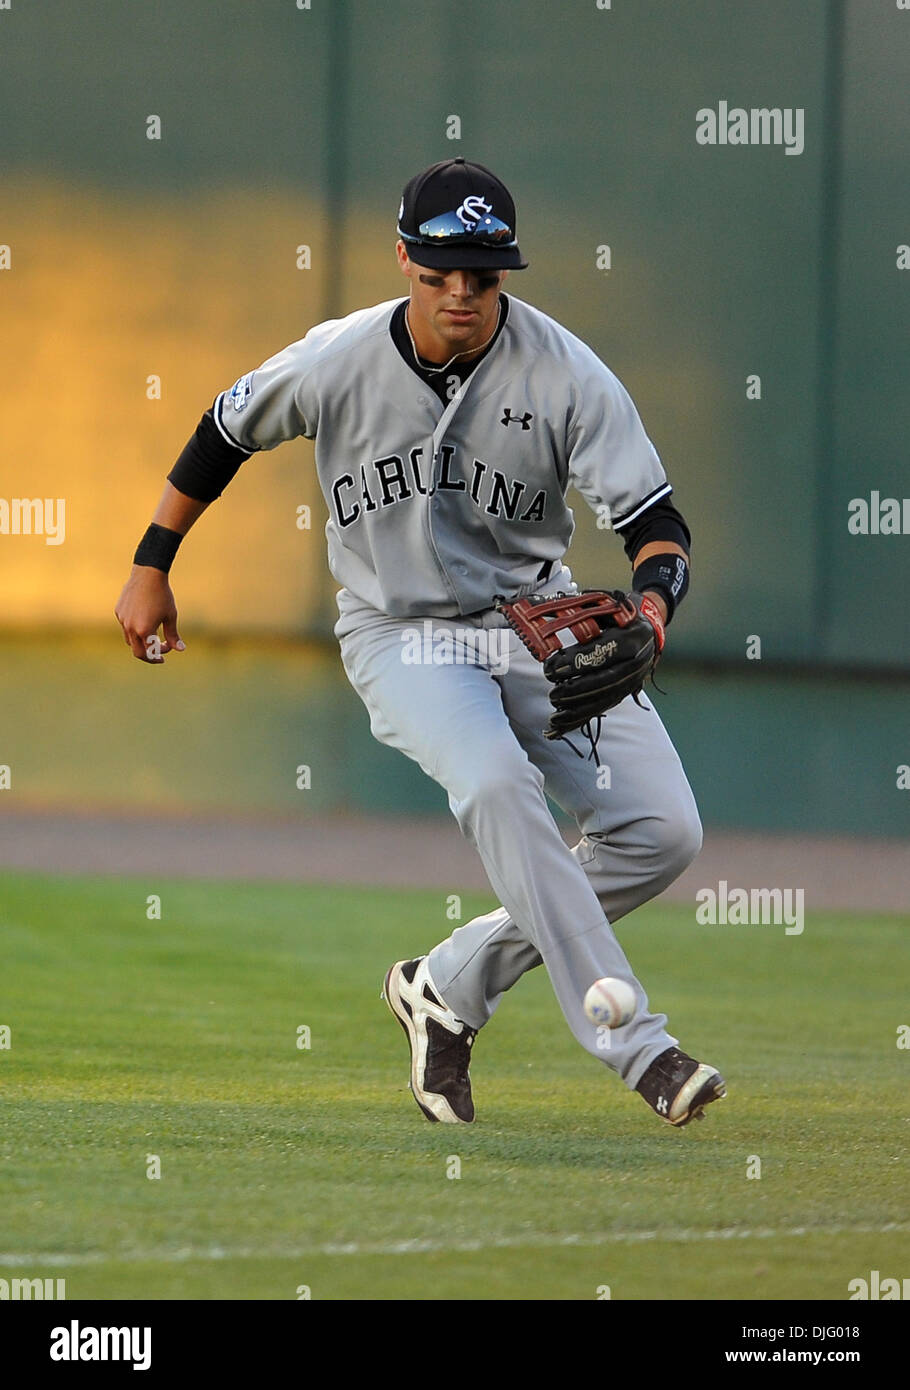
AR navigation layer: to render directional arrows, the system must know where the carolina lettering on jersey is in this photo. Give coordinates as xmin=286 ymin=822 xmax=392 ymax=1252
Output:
xmin=331 ymin=448 xmax=548 ymax=529
xmin=212 ymin=295 xmax=671 ymax=619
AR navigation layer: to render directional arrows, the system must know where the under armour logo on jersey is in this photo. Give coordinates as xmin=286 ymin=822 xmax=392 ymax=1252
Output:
xmin=456 ymin=195 xmax=492 ymax=231
xmin=501 ymin=408 xmax=533 ymax=430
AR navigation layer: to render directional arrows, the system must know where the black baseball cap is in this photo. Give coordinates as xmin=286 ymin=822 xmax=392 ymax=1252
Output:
xmin=396 ymin=157 xmax=528 ymax=270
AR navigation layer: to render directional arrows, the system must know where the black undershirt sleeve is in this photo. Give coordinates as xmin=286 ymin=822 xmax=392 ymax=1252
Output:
xmin=167 ymin=404 xmax=252 ymax=504
xmin=616 ymin=498 xmax=691 ymax=563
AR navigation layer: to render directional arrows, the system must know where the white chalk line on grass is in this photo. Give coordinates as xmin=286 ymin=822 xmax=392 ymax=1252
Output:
xmin=1 ymin=1222 xmax=908 ymax=1266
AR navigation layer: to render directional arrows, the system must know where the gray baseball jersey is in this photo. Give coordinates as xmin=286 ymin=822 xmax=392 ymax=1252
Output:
xmin=212 ymin=293 xmax=671 ymax=618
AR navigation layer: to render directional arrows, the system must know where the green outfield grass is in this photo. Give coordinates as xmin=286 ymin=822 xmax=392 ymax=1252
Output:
xmin=1 ymin=872 xmax=907 ymax=1300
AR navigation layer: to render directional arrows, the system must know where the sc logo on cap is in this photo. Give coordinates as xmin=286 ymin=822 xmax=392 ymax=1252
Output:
xmin=456 ymin=196 xmax=492 ymax=231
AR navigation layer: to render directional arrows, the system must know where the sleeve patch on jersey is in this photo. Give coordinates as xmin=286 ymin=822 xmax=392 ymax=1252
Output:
xmin=228 ymin=373 xmax=254 ymax=413
xmin=212 ymin=391 xmax=251 ymax=451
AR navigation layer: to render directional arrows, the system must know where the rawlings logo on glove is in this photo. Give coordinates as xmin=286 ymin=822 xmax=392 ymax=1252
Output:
xmin=573 ymin=638 xmax=619 ymax=668
xmin=494 ymin=589 xmax=665 ymax=747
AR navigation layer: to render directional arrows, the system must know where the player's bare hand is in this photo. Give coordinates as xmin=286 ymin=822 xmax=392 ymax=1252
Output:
xmin=114 ymin=566 xmax=185 ymax=663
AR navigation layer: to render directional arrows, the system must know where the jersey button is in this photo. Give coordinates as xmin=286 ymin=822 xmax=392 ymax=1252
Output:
xmin=417 ymin=395 xmax=429 ymax=405
xmin=455 ymin=565 xmax=469 ymax=576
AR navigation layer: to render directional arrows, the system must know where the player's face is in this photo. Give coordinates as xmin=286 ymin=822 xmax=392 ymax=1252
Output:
xmin=396 ymin=242 xmax=508 ymax=363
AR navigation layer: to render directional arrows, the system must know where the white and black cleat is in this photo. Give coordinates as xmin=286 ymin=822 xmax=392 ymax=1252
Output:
xmin=636 ymin=1046 xmax=726 ymax=1128
xmin=382 ymin=957 xmax=476 ymax=1124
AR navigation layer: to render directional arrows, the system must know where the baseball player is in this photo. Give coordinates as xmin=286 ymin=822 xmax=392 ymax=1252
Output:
xmin=115 ymin=157 xmax=726 ymax=1130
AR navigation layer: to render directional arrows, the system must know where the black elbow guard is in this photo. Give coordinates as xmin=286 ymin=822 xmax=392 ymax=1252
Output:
xmin=167 ymin=405 xmax=252 ymax=503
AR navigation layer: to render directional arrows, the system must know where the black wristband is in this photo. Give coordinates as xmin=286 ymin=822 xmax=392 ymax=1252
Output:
xmin=133 ymin=523 xmax=183 ymax=574
xmin=631 ymin=552 xmax=690 ymax=623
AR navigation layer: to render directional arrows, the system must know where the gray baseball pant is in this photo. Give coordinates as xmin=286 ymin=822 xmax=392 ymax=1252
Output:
xmin=335 ymin=581 xmax=702 ymax=1090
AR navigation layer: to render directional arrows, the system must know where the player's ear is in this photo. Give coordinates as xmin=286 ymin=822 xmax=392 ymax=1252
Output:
xmin=395 ymin=241 xmax=412 ymax=277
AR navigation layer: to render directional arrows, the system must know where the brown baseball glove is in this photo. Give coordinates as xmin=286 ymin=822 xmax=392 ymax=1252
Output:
xmin=495 ymin=589 xmax=666 ymax=745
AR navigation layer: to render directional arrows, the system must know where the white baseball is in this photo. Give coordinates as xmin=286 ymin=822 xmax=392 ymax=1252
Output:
xmin=583 ymin=977 xmax=636 ymax=1029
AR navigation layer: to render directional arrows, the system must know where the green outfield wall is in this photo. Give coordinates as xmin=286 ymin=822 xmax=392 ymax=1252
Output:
xmin=2 ymin=2 xmax=908 ymax=835
xmin=2 ymin=633 xmax=907 ymax=839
